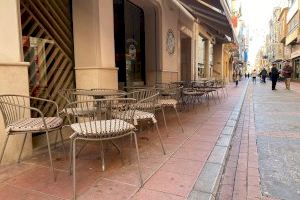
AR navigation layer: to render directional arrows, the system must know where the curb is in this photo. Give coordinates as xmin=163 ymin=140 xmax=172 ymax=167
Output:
xmin=188 ymin=81 xmax=249 ymax=200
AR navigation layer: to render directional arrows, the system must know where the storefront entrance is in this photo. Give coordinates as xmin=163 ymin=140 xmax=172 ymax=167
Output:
xmin=180 ymin=33 xmax=192 ymax=81
xmin=113 ymin=0 xmax=145 ymax=87
xmin=293 ymin=58 xmax=300 ymax=80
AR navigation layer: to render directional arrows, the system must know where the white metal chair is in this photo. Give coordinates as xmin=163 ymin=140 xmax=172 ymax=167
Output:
xmin=156 ymin=85 xmax=184 ymax=133
xmin=0 ymin=95 xmax=66 ymax=181
xmin=65 ymin=98 xmax=142 ymax=199
xmin=125 ymin=90 xmax=166 ymax=154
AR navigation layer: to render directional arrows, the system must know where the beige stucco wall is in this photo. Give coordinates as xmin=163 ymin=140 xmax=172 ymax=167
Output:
xmin=0 ymin=0 xmax=32 ymax=164
xmin=213 ymin=42 xmax=224 ymax=79
xmin=72 ymin=0 xmax=118 ymax=89
xmin=157 ymin=0 xmax=195 ymax=83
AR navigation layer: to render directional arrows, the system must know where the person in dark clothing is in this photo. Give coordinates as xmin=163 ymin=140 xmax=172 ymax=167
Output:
xmin=247 ymin=73 xmax=250 ymax=78
xmin=282 ymin=61 xmax=293 ymax=90
xmin=271 ymin=64 xmax=279 ymax=90
xmin=261 ymin=68 xmax=268 ymax=83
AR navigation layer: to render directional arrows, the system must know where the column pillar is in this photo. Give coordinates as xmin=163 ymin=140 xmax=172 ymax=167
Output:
xmin=72 ymin=0 xmax=118 ymax=89
xmin=205 ymin=40 xmax=210 ymax=78
xmin=0 ymin=0 xmax=32 ymax=163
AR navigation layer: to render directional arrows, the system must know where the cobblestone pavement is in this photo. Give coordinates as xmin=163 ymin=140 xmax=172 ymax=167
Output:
xmin=217 ymin=81 xmax=300 ymax=200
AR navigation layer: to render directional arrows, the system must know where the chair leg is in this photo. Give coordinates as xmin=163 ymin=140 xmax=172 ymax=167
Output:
xmin=76 ymin=141 xmax=88 ymax=158
xmin=173 ymin=106 xmax=184 ymax=133
xmin=133 ymin=132 xmax=143 ymax=187
xmin=216 ymin=90 xmax=221 ymax=103
xmin=110 ymin=141 xmax=121 ymax=154
xmin=59 ymin=129 xmax=67 ymax=160
xmin=18 ymin=133 xmax=28 ymax=163
xmin=69 ymin=138 xmax=73 ymax=175
xmin=72 ymin=138 xmax=77 ymax=200
xmin=161 ymin=107 xmax=168 ymax=130
xmin=154 ymin=123 xmax=166 ymax=155
xmin=0 ymin=134 xmax=9 ymax=163
xmin=100 ymin=140 xmax=105 ymax=171
xmin=54 ymin=130 xmax=59 ymax=149
xmin=45 ymin=131 xmax=55 ymax=181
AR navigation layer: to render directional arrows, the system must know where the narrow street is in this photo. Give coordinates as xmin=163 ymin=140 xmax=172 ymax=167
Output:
xmin=218 ymin=80 xmax=300 ymax=200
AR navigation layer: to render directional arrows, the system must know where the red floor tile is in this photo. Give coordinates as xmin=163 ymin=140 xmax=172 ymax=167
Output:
xmin=131 ymin=188 xmax=185 ymax=200
xmin=144 ymin=170 xmax=196 ymax=197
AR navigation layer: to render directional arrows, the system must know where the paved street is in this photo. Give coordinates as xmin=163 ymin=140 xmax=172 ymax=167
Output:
xmin=218 ymin=80 xmax=300 ymax=200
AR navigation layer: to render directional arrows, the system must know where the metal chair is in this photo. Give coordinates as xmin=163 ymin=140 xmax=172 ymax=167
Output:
xmin=156 ymin=85 xmax=184 ymax=133
xmin=0 ymin=95 xmax=66 ymax=181
xmin=65 ymin=98 xmax=142 ymax=199
xmin=182 ymin=87 xmax=208 ymax=109
xmin=211 ymin=79 xmax=228 ymax=98
xmin=125 ymin=90 xmax=166 ymax=154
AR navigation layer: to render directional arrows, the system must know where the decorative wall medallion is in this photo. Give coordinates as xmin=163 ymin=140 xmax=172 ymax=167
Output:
xmin=166 ymin=29 xmax=175 ymax=55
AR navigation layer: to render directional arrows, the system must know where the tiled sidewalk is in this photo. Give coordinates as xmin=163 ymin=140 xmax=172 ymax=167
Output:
xmin=217 ymin=81 xmax=300 ymax=200
xmin=0 ymin=81 xmax=247 ymax=200
xmin=217 ymin=83 xmax=261 ymax=200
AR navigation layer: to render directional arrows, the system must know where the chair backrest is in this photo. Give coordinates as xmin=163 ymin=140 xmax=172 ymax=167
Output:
xmin=126 ymin=88 xmax=157 ymax=102
xmin=58 ymin=89 xmax=93 ymax=104
xmin=135 ymin=93 xmax=159 ymax=114
xmin=0 ymin=95 xmax=30 ymax=128
xmin=123 ymin=86 xmax=155 ymax=92
xmin=0 ymin=95 xmax=59 ymax=127
xmin=64 ymin=98 xmax=136 ymax=137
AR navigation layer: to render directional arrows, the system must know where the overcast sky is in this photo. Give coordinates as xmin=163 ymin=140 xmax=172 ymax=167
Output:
xmin=241 ymin=0 xmax=288 ymax=66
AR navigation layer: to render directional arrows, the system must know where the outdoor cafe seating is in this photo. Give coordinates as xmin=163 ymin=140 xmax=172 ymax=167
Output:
xmin=0 ymin=79 xmax=227 ymax=199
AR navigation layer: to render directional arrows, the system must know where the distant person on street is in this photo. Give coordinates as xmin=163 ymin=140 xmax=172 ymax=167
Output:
xmin=252 ymin=69 xmax=257 ymax=84
xmin=282 ymin=61 xmax=293 ymax=90
xmin=260 ymin=68 xmax=268 ymax=83
xmin=245 ymin=73 xmax=247 ymax=79
xmin=271 ymin=63 xmax=280 ymax=90
xmin=233 ymin=68 xmax=240 ymax=86
xmin=247 ymin=73 xmax=250 ymax=78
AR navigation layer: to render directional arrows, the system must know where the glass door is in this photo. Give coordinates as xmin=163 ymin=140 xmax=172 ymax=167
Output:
xmin=114 ymin=0 xmax=145 ymax=87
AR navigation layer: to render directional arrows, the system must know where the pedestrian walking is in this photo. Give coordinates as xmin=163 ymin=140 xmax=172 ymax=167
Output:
xmin=260 ymin=68 xmax=267 ymax=83
xmin=252 ymin=69 xmax=257 ymax=84
xmin=271 ymin=63 xmax=279 ymax=90
xmin=245 ymin=73 xmax=247 ymax=79
xmin=233 ymin=68 xmax=240 ymax=86
xmin=247 ymin=73 xmax=250 ymax=78
xmin=282 ymin=61 xmax=293 ymax=90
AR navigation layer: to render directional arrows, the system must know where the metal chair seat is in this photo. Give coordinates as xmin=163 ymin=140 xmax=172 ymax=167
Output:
xmin=158 ymin=99 xmax=177 ymax=106
xmin=115 ymin=110 xmax=157 ymax=126
xmin=70 ymin=119 xmax=135 ymax=137
xmin=7 ymin=117 xmax=63 ymax=133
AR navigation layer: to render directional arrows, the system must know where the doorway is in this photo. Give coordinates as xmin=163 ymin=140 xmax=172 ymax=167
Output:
xmin=113 ymin=0 xmax=146 ymax=88
xmin=180 ymin=33 xmax=192 ymax=81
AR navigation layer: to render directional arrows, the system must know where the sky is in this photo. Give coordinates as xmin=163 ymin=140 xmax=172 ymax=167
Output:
xmin=240 ymin=0 xmax=288 ymax=66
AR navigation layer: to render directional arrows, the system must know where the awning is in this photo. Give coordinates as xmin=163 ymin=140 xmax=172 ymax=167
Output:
xmin=178 ymin=0 xmax=237 ymax=44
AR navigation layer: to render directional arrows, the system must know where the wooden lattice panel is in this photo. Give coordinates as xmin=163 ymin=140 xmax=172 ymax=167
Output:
xmin=20 ymin=0 xmax=75 ymax=117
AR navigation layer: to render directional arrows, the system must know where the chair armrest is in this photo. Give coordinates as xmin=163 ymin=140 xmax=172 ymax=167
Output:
xmin=28 ymin=96 xmax=60 ymax=117
xmin=0 ymin=101 xmax=50 ymax=129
